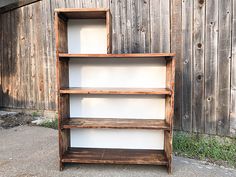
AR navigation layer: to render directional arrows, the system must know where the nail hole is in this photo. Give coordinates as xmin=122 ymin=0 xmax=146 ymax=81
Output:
xmin=197 ymin=43 xmax=202 ymax=48
xmin=184 ymin=60 xmax=188 ymax=64
xmin=207 ymin=97 xmax=211 ymax=101
xmin=197 ymin=75 xmax=202 ymax=81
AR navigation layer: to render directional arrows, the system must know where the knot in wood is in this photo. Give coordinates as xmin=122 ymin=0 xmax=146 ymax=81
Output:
xmin=197 ymin=43 xmax=202 ymax=49
xmin=197 ymin=74 xmax=203 ymax=81
xmin=207 ymin=97 xmax=211 ymax=101
xmin=184 ymin=60 xmax=189 ymax=64
xmin=199 ymin=0 xmax=204 ymax=4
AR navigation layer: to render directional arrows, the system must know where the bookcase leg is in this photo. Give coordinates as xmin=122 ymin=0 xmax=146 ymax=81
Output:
xmin=60 ymin=161 xmax=64 ymax=171
xmin=167 ymin=162 xmax=172 ymax=174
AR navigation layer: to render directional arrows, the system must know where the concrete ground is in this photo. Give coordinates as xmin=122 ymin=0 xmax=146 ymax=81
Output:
xmin=0 ymin=126 xmax=236 ymax=177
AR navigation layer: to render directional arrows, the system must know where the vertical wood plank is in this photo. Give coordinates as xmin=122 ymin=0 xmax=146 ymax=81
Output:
xmin=205 ymin=0 xmax=218 ymax=134
xmin=217 ymin=0 xmax=231 ymax=135
xmin=130 ymin=0 xmax=139 ymax=53
xmin=126 ymin=0 xmax=132 ymax=53
xmin=171 ymin=0 xmax=182 ymax=130
xmin=192 ymin=0 xmax=205 ymax=133
xmin=160 ymin=0 xmax=170 ymax=52
xmin=15 ymin=8 xmax=23 ymax=108
xmin=164 ymin=57 xmax=175 ymax=173
xmin=138 ymin=0 xmax=151 ymax=53
xmin=230 ymin=0 xmax=236 ymax=136
xmin=150 ymin=0 xmax=161 ymax=52
xmin=110 ymin=0 xmax=122 ymax=53
xmin=2 ymin=12 xmax=10 ymax=107
xmin=0 ymin=14 xmax=2 ymax=106
xmin=181 ymin=0 xmax=193 ymax=132
xmin=11 ymin=10 xmax=17 ymax=108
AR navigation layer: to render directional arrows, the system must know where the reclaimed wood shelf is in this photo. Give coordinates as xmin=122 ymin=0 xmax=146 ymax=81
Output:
xmin=60 ymin=87 xmax=172 ymax=95
xmin=62 ymin=118 xmax=170 ymax=130
xmin=56 ymin=8 xmax=175 ymax=174
xmin=62 ymin=148 xmax=168 ymax=165
xmin=58 ymin=53 xmax=175 ymax=58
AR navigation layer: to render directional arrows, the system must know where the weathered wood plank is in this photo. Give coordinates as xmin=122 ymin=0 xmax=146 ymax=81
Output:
xmin=217 ymin=0 xmax=231 ymax=135
xmin=0 ymin=0 xmax=41 ymax=14
xmin=171 ymin=0 xmax=182 ymax=130
xmin=192 ymin=0 xmax=205 ymax=133
xmin=138 ymin=0 xmax=151 ymax=53
xmin=62 ymin=148 xmax=168 ymax=165
xmin=62 ymin=118 xmax=170 ymax=130
xmin=0 ymin=14 xmax=2 ymax=106
xmin=15 ymin=8 xmax=23 ymax=108
xmin=150 ymin=0 xmax=161 ymax=52
xmin=3 ymin=12 xmax=10 ymax=107
xmin=11 ymin=10 xmax=17 ymax=108
xmin=160 ymin=0 xmax=170 ymax=52
xmin=109 ymin=0 xmax=122 ymax=53
xmin=60 ymin=87 xmax=172 ymax=95
xmin=205 ymin=0 xmax=218 ymax=134
xmin=230 ymin=0 xmax=236 ymax=136
xmin=181 ymin=0 xmax=193 ymax=132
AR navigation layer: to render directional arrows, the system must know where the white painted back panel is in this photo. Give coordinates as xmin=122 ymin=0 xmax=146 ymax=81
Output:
xmin=71 ymin=129 xmax=164 ymax=149
xmin=68 ymin=20 xmax=166 ymax=150
xmin=69 ymin=58 xmax=166 ymax=88
xmin=70 ymin=95 xmax=165 ymax=119
xmin=67 ymin=19 xmax=107 ymax=54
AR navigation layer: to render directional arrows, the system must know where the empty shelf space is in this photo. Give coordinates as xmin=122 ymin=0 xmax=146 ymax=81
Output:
xmin=58 ymin=53 xmax=175 ymax=58
xmin=60 ymin=87 xmax=172 ymax=95
xmin=62 ymin=148 xmax=168 ymax=165
xmin=62 ymin=118 xmax=170 ymax=130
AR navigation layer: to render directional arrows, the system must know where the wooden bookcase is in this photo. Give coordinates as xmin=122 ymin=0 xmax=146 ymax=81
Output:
xmin=55 ymin=8 xmax=175 ymax=174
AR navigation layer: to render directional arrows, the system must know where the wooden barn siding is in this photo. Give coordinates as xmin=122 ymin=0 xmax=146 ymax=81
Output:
xmin=0 ymin=0 xmax=235 ymax=136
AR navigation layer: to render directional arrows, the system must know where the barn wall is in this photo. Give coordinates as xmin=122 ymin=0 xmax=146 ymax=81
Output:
xmin=0 ymin=0 xmax=235 ymax=136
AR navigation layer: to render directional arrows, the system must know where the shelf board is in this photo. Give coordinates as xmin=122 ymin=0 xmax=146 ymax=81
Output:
xmin=60 ymin=87 xmax=172 ymax=95
xmin=62 ymin=148 xmax=168 ymax=165
xmin=58 ymin=53 xmax=175 ymax=58
xmin=62 ymin=118 xmax=170 ymax=130
xmin=55 ymin=8 xmax=108 ymax=19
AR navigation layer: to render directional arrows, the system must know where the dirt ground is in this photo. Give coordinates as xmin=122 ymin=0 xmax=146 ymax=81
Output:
xmin=0 ymin=125 xmax=236 ymax=177
xmin=0 ymin=111 xmax=35 ymax=129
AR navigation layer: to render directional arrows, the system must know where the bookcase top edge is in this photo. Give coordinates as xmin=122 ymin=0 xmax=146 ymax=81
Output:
xmin=58 ymin=53 xmax=176 ymax=58
xmin=55 ymin=8 xmax=109 ymax=12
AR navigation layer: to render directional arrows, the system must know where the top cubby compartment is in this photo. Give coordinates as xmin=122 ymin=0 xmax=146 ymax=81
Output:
xmin=55 ymin=8 xmax=112 ymax=54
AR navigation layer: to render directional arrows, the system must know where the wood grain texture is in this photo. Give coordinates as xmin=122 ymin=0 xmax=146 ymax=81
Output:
xmin=217 ymin=0 xmax=231 ymax=135
xmin=205 ymin=0 xmax=218 ymax=134
xmin=230 ymin=0 xmax=236 ymax=135
xmin=59 ymin=53 xmax=175 ymax=58
xmin=171 ymin=0 xmax=182 ymax=130
xmin=60 ymin=87 xmax=172 ymax=95
xmin=0 ymin=0 xmax=40 ymax=14
xmin=62 ymin=148 xmax=168 ymax=165
xmin=192 ymin=0 xmax=205 ymax=133
xmin=0 ymin=15 xmax=2 ymax=106
xmin=181 ymin=0 xmax=193 ymax=132
xmin=62 ymin=118 xmax=170 ymax=130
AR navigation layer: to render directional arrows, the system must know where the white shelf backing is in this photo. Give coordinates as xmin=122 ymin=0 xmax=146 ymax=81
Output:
xmin=70 ymin=95 xmax=165 ymax=119
xmin=67 ymin=19 xmax=107 ymax=54
xmin=70 ymin=129 xmax=164 ymax=150
xmin=69 ymin=58 xmax=166 ymax=88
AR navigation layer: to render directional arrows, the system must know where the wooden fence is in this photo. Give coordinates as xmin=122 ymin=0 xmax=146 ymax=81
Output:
xmin=0 ymin=0 xmax=235 ymax=136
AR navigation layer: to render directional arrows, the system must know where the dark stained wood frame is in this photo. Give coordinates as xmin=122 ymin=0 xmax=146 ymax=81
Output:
xmin=55 ymin=8 xmax=175 ymax=174
xmin=55 ymin=8 xmax=112 ymax=53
